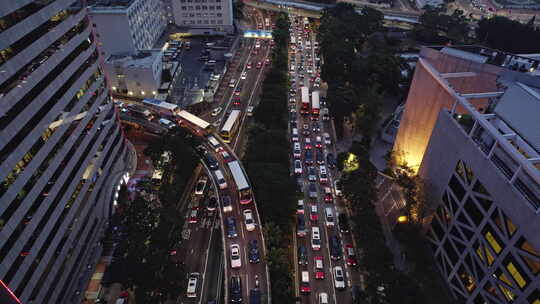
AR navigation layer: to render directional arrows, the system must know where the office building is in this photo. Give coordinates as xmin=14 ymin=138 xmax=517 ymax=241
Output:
xmin=104 ymin=51 xmax=164 ymax=99
xmin=171 ymin=0 xmax=234 ymax=35
xmin=0 ymin=1 xmax=134 ymax=303
xmin=393 ymin=46 xmax=540 ymax=303
xmin=89 ymin=0 xmax=167 ymax=57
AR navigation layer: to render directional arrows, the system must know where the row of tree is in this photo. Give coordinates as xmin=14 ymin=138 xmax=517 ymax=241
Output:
xmin=107 ymin=129 xmax=200 ymax=303
xmin=244 ymin=13 xmax=297 ymax=303
xmin=318 ymin=4 xmax=407 ymax=142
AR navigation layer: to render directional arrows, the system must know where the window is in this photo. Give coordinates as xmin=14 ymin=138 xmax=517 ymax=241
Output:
xmin=449 ymin=175 xmax=466 ymax=201
xmin=464 ymin=198 xmax=484 ymax=226
xmin=504 ymin=257 xmax=529 ymax=289
xmin=484 ymin=228 xmax=503 ymax=254
xmin=517 ymin=237 xmax=540 ymax=257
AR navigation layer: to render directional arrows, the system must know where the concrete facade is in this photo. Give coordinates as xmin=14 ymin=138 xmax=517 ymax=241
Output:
xmin=394 ymin=46 xmax=540 ymax=303
xmin=89 ymin=0 xmax=167 ymax=57
xmin=0 ymin=1 xmax=133 ymax=303
xmin=104 ymin=51 xmax=164 ymax=99
xmin=171 ymin=0 xmax=234 ymax=35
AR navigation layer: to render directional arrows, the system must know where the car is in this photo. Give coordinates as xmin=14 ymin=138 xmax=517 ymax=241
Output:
xmin=229 ymin=79 xmax=236 ymax=88
xmin=338 ymin=213 xmax=350 ymax=233
xmin=312 ymin=122 xmax=321 ymax=133
xmin=333 ymin=266 xmax=346 ymax=290
xmin=315 ymin=136 xmax=322 ymax=149
xmin=241 ymin=71 xmax=247 ymax=79
xmin=319 ymin=166 xmax=328 ymax=183
xmin=230 ymin=276 xmax=242 ymax=302
xmin=230 ymin=244 xmax=242 ymax=268
xmin=345 ymin=244 xmax=358 ymax=266
xmin=304 ymin=138 xmax=312 ymax=150
xmin=188 ymin=207 xmax=199 ymax=224
xmin=297 ymin=199 xmax=305 ymax=214
xmin=222 ymin=195 xmax=232 ymax=212
xmin=207 ymin=196 xmax=217 ymax=211
xmin=256 ymin=61 xmax=262 ymax=69
xmin=318 ymin=292 xmax=329 ymax=304
xmin=335 ymin=179 xmax=343 ymax=197
xmin=243 ymin=209 xmax=256 ymax=231
xmin=297 ymin=214 xmax=307 ymax=237
xmin=308 ymin=166 xmax=317 ymax=182
xmin=308 ymin=183 xmax=317 ymax=199
xmin=195 ymin=176 xmax=208 ymax=195
xmin=326 ymin=153 xmax=336 ymax=168
xmin=330 ymin=235 xmax=342 ymax=260
xmin=220 ymin=150 xmax=233 ymax=162
xmin=302 ymin=124 xmax=310 ymax=136
xmin=247 ymin=62 xmax=252 ymax=69
xmin=290 ymin=106 xmax=297 ymax=113
xmin=232 ymin=96 xmax=241 ymax=106
xmin=293 ymin=142 xmax=302 ymax=158
xmin=311 ymin=226 xmax=321 ymax=250
xmin=323 ymin=132 xmax=331 ymax=145
xmin=298 ymin=246 xmax=308 ymax=265
xmin=247 ymin=105 xmax=254 ymax=116
xmin=213 ymin=169 xmax=227 ymax=189
xmin=315 ymin=151 xmax=324 ymax=165
xmin=304 ymin=150 xmax=313 ymax=165
xmin=325 ymin=207 xmax=335 ymax=227
xmin=186 ymin=272 xmax=200 ymax=298
xmin=300 ymin=271 xmax=311 ymax=294
xmin=310 ymin=205 xmax=318 ymax=222
xmin=205 ymin=153 xmax=219 ymax=170
xmin=234 ymin=86 xmax=242 ymax=96
xmin=265 ymin=58 xmax=271 ymax=65
xmin=294 ymin=160 xmax=303 ymax=175
xmin=314 ymin=256 xmax=325 ymax=279
xmin=227 ymin=217 xmax=238 ymax=238
xmin=211 ymin=107 xmax=223 ymax=117
xmin=248 ymin=240 xmax=260 ymax=263
xmin=324 ymin=187 xmax=333 ymax=203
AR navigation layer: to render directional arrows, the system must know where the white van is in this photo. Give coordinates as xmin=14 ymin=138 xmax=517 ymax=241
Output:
xmin=318 ymin=292 xmax=329 ymax=304
xmin=291 ymin=128 xmax=299 ymax=142
xmin=311 ymin=226 xmax=321 ymax=250
xmin=229 ymin=79 xmax=236 ymax=88
xmin=325 ymin=208 xmax=334 ymax=227
xmin=186 ymin=272 xmax=200 ymax=298
xmin=214 ymin=170 xmax=227 ymax=189
xmin=208 ymin=136 xmax=221 ymax=151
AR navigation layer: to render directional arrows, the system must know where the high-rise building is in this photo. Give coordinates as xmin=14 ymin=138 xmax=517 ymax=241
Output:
xmin=89 ymin=0 xmax=167 ymax=57
xmin=393 ymin=46 xmax=540 ymax=303
xmin=0 ymin=1 xmax=134 ymax=303
xmin=171 ymin=0 xmax=234 ymax=35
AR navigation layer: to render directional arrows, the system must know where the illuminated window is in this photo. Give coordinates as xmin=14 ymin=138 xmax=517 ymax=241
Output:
xmin=496 ymin=268 xmax=513 ymax=287
xmin=484 ymin=228 xmax=503 ymax=254
xmin=505 ymin=259 xmax=528 ymax=289
xmin=519 ymin=253 xmax=540 ymax=275
xmin=517 ymin=237 xmax=540 ymax=257
xmin=498 ymin=284 xmax=515 ymax=302
xmin=458 ymin=265 xmax=476 ymax=293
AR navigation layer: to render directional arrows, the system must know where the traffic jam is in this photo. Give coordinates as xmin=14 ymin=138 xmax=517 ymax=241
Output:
xmin=289 ymin=16 xmax=361 ymax=304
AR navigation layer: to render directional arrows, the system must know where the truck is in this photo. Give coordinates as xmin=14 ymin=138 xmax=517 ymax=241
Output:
xmin=311 ymin=90 xmax=320 ymax=119
xmin=300 ymin=86 xmax=310 ymax=115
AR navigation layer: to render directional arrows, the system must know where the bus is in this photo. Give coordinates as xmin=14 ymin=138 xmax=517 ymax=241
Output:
xmin=228 ymin=160 xmax=252 ymax=204
xmin=311 ymin=90 xmax=320 ymax=118
xmin=178 ymin=110 xmax=213 ymax=135
xmin=142 ymin=98 xmax=180 ymax=117
xmin=300 ymin=87 xmax=310 ymax=115
xmin=127 ymin=104 xmax=154 ymax=121
xmin=219 ymin=110 xmax=241 ymax=143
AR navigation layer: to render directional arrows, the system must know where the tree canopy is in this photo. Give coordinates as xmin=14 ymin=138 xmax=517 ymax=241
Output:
xmin=476 ymin=16 xmax=540 ymax=53
xmin=413 ymin=5 xmax=470 ymax=44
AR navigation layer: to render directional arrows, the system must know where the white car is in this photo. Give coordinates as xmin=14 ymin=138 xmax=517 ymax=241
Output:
xmin=241 ymin=71 xmax=247 ymax=80
xmin=334 ymin=179 xmax=343 ymax=197
xmin=247 ymin=106 xmax=254 ymax=116
xmin=323 ymin=133 xmax=331 ymax=145
xmin=230 ymin=244 xmax=242 ymax=268
xmin=333 ymin=266 xmax=346 ymax=290
xmin=211 ymin=107 xmax=223 ymax=117
xmin=194 ymin=176 xmax=207 ymax=195
xmin=243 ymin=209 xmax=256 ymax=231
xmin=293 ymin=142 xmax=301 ymax=158
xmin=294 ymin=160 xmax=303 ymax=175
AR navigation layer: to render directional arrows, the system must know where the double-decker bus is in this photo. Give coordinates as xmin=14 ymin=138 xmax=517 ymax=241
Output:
xmin=177 ymin=110 xmax=212 ymax=135
xmin=219 ymin=110 xmax=241 ymax=143
xmin=311 ymin=90 xmax=320 ymax=119
xmin=300 ymin=87 xmax=310 ymax=115
xmin=228 ymin=160 xmax=252 ymax=204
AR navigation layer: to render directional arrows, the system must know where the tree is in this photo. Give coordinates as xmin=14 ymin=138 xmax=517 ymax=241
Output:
xmin=476 ymin=16 xmax=540 ymax=53
xmin=413 ymin=6 xmax=470 ymax=44
xmin=353 ymin=86 xmax=383 ymax=141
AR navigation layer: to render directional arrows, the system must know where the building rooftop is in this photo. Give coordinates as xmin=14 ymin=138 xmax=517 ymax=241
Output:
xmin=88 ymin=0 xmax=136 ymax=10
xmin=106 ymin=51 xmax=161 ymax=68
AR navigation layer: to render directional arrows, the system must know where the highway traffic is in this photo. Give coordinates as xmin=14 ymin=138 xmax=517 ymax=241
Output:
xmin=288 ymin=15 xmax=362 ymax=304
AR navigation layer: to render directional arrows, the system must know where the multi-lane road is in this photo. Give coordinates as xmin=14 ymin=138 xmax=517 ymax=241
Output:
xmin=287 ymin=15 xmax=362 ymax=304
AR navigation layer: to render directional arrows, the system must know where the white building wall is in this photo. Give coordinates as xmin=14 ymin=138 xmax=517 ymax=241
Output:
xmin=171 ymin=0 xmax=234 ymax=35
xmin=90 ymin=13 xmax=135 ymax=57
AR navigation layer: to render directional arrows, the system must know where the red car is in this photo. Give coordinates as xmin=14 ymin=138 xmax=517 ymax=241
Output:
xmin=232 ymin=96 xmax=241 ymax=106
xmin=247 ymin=62 xmax=252 ymax=69
xmin=310 ymin=205 xmax=318 ymax=222
xmin=314 ymin=256 xmax=325 ymax=279
xmin=345 ymin=244 xmax=358 ymax=267
xmin=324 ymin=191 xmax=333 ymax=203
xmin=265 ymin=58 xmax=271 ymax=66
xmin=256 ymin=61 xmax=262 ymax=69
xmin=188 ymin=207 xmax=199 ymax=224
